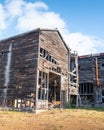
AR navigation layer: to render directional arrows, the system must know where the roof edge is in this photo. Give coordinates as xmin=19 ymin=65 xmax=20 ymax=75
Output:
xmin=0 ymin=28 xmax=40 ymax=42
xmin=0 ymin=28 xmax=71 ymax=51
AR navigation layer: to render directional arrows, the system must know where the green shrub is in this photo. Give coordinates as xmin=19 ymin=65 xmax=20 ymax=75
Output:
xmin=67 ymin=101 xmax=72 ymax=108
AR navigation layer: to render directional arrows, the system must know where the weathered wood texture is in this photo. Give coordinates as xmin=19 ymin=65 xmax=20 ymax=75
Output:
xmin=0 ymin=30 xmax=39 ymax=98
xmin=39 ymin=30 xmax=69 ymax=91
xmin=78 ymin=54 xmax=104 ymax=105
xmin=79 ymin=54 xmax=104 ymax=87
xmin=0 ymin=29 xmax=70 ymax=109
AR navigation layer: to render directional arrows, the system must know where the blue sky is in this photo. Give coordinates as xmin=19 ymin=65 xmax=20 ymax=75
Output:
xmin=0 ymin=0 xmax=104 ymax=55
xmin=40 ymin=0 xmax=104 ymax=38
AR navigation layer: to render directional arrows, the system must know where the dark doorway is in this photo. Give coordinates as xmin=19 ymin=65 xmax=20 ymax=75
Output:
xmin=70 ymin=95 xmax=76 ymax=107
xmin=48 ymin=72 xmax=61 ymax=107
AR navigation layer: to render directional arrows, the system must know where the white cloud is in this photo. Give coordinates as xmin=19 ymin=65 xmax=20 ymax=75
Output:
xmin=0 ymin=0 xmax=104 ymax=55
xmin=16 ymin=1 xmax=66 ymax=32
xmin=5 ymin=0 xmax=24 ymax=18
xmin=63 ymin=32 xmax=104 ymax=55
xmin=67 ymin=33 xmax=104 ymax=55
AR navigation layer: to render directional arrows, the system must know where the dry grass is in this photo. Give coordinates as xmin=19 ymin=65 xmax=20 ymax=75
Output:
xmin=0 ymin=108 xmax=104 ymax=130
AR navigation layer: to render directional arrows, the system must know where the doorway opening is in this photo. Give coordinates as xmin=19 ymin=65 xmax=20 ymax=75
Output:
xmin=48 ymin=72 xmax=61 ymax=108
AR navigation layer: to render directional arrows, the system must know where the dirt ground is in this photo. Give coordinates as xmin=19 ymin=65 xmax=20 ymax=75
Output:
xmin=0 ymin=108 xmax=104 ymax=130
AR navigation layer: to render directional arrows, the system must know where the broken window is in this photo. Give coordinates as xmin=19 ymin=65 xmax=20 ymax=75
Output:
xmin=38 ymin=71 xmax=48 ymax=100
xmin=79 ymin=83 xmax=93 ymax=95
xmin=40 ymin=47 xmax=57 ymax=65
xmin=57 ymin=67 xmax=61 ymax=73
xmin=43 ymin=49 xmax=46 ymax=57
xmin=102 ymin=63 xmax=104 ymax=67
xmin=49 ymin=55 xmax=52 ymax=62
xmin=40 ymin=48 xmax=43 ymax=57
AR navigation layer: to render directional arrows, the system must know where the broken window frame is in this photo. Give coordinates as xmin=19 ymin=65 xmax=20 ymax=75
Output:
xmin=40 ymin=47 xmax=57 ymax=65
xmin=38 ymin=71 xmax=49 ymax=100
xmin=79 ymin=83 xmax=93 ymax=95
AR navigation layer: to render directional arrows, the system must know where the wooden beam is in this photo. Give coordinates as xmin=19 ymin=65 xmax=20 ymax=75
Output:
xmin=68 ymin=71 xmax=76 ymax=77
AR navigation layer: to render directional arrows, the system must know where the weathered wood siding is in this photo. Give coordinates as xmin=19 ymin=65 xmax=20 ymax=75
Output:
xmin=39 ymin=30 xmax=69 ymax=90
xmin=0 ymin=31 xmax=39 ymax=98
xmin=78 ymin=54 xmax=104 ymax=105
xmin=78 ymin=57 xmax=94 ymax=83
xmin=0 ymin=29 xmax=70 ymax=109
xmin=79 ymin=54 xmax=104 ymax=88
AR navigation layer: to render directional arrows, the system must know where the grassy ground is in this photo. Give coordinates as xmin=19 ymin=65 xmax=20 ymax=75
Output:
xmin=0 ymin=108 xmax=104 ymax=130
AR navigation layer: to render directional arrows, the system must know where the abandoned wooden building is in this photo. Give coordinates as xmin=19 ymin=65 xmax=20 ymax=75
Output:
xmin=0 ymin=28 xmax=79 ymax=111
xmin=78 ymin=53 xmax=104 ymax=107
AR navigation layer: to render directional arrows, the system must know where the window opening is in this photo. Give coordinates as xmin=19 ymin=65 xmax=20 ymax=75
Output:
xmin=38 ymin=71 xmax=48 ymax=100
xmin=40 ymin=47 xmax=57 ymax=65
xmin=102 ymin=63 xmax=104 ymax=67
